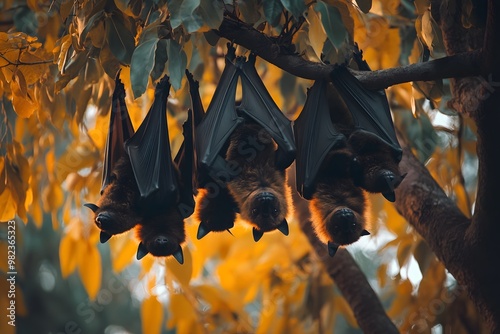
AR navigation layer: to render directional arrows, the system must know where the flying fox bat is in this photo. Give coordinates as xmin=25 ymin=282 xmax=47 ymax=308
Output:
xmin=85 ymin=76 xmax=195 ymax=264
xmin=294 ymin=80 xmax=369 ymax=257
xmin=84 ymin=75 xmax=139 ymax=243
xmin=330 ymin=62 xmax=404 ymax=201
xmin=194 ymin=44 xmax=296 ymax=241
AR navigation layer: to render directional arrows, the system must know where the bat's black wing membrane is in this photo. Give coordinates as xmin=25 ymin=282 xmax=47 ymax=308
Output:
xmin=185 ymin=69 xmax=205 ymax=127
xmin=175 ymin=108 xmax=196 ymax=219
xmin=237 ymin=54 xmax=296 ymax=170
xmin=101 ymin=75 xmax=135 ymax=194
xmin=195 ymin=46 xmax=243 ymax=179
xmin=125 ymin=76 xmax=179 ymax=207
xmin=330 ymin=66 xmax=402 ymax=161
xmin=294 ymin=80 xmax=347 ymax=200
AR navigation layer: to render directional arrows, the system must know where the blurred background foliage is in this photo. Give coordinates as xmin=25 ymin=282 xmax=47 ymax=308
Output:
xmin=0 ymin=0 xmax=486 ymax=333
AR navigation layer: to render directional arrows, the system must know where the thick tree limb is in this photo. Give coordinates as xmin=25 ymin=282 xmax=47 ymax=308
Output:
xmin=217 ymin=17 xmax=484 ymax=90
xmin=291 ymin=177 xmax=399 ymax=334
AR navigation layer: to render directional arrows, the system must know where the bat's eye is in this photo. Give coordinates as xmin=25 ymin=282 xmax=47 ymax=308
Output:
xmin=252 ymin=208 xmax=258 ymax=216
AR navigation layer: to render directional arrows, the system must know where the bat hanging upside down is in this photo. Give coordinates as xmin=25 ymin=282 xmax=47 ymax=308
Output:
xmin=85 ymin=75 xmax=196 ymax=264
xmin=191 ymin=44 xmax=296 ymax=241
xmin=295 ymin=48 xmax=405 ymax=257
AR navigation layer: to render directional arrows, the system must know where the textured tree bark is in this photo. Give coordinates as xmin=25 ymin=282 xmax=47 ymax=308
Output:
xmin=217 ymin=17 xmax=483 ymax=89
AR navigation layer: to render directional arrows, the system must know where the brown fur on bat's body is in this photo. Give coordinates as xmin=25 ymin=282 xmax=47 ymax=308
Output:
xmin=87 ymin=154 xmax=186 ymax=259
xmin=195 ymin=122 xmax=290 ymax=240
xmin=226 ymin=123 xmax=290 ymax=237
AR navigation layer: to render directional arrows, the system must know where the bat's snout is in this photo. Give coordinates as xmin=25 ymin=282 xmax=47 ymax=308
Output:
xmin=328 ymin=208 xmax=362 ymax=245
xmin=251 ymin=192 xmax=280 ymax=219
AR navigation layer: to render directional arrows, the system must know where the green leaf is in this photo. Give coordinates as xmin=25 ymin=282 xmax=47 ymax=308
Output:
xmin=280 ymin=0 xmax=306 ymax=19
xmin=263 ymin=0 xmax=284 ymax=27
xmin=130 ymin=38 xmax=158 ymax=98
xmin=151 ymin=39 xmax=168 ymax=82
xmin=314 ymin=1 xmax=348 ymax=49
xmin=355 ymin=0 xmax=372 ymax=13
xmin=105 ymin=14 xmax=136 ymax=64
xmin=198 ymin=0 xmax=224 ymax=29
xmin=167 ymin=40 xmax=187 ymax=91
xmin=167 ymin=0 xmax=203 ymax=32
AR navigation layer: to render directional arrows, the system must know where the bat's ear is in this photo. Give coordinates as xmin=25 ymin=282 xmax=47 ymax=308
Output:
xmin=136 ymin=242 xmax=149 ymax=260
xmin=382 ymin=191 xmax=396 ymax=202
xmin=327 ymin=241 xmax=339 ymax=257
xmin=83 ymin=203 xmax=99 ymax=213
xmin=253 ymin=228 xmax=264 ymax=242
xmin=197 ymin=222 xmax=211 ymax=240
xmin=172 ymin=245 xmax=184 ymax=265
xmin=361 ymin=229 xmax=370 ymax=236
xmin=277 ymin=219 xmax=289 ymax=236
xmin=100 ymin=231 xmax=112 ymax=243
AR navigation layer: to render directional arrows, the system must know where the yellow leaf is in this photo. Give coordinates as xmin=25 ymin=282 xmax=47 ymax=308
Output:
xmin=0 ymin=189 xmax=16 ymax=221
xmin=59 ymin=233 xmax=81 ymax=278
xmin=306 ymin=8 xmax=326 ymax=61
xmin=166 ymin=245 xmax=192 ymax=287
xmin=78 ymin=242 xmax=102 ymax=300
xmin=42 ymin=181 xmax=64 ymax=212
xmin=167 ymin=293 xmax=199 ymax=330
xmin=141 ymin=296 xmax=163 ymax=334
xmin=111 ymin=237 xmax=137 ymax=272
xmin=10 ymin=80 xmax=37 ymax=118
xmin=387 ymin=280 xmax=414 ymax=318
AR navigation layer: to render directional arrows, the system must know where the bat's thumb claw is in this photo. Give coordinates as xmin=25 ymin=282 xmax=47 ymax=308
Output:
xmin=197 ymin=222 xmax=210 ymax=240
xmin=277 ymin=219 xmax=289 ymax=236
xmin=100 ymin=231 xmax=112 ymax=243
xmin=253 ymin=228 xmax=264 ymax=242
xmin=361 ymin=229 xmax=370 ymax=236
xmin=382 ymin=191 xmax=396 ymax=202
xmin=83 ymin=203 xmax=99 ymax=213
xmin=136 ymin=242 xmax=149 ymax=260
xmin=173 ymin=246 xmax=184 ymax=265
xmin=328 ymin=241 xmax=339 ymax=257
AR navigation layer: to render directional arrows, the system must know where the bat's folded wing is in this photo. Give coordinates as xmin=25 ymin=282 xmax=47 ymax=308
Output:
xmin=330 ymin=66 xmax=402 ymax=161
xmin=294 ymin=80 xmax=346 ymax=199
xmin=101 ymin=75 xmax=135 ymax=193
xmin=195 ymin=52 xmax=243 ymax=177
xmin=237 ymin=54 xmax=296 ymax=170
xmin=125 ymin=76 xmax=179 ymax=206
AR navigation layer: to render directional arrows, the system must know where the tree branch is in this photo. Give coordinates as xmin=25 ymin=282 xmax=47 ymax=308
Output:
xmin=217 ymin=16 xmax=484 ymax=90
xmin=291 ymin=178 xmax=399 ymax=334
